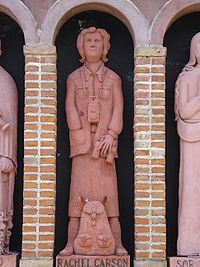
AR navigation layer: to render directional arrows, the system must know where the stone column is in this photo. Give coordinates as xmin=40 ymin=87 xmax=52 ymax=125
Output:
xmin=134 ymin=46 xmax=167 ymax=267
xmin=20 ymin=45 xmax=57 ymax=267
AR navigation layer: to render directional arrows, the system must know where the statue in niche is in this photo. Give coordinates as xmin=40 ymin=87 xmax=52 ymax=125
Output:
xmin=60 ymin=27 xmax=127 ymax=256
xmin=175 ymin=32 xmax=200 ymax=256
xmin=0 ymin=42 xmax=18 ymax=254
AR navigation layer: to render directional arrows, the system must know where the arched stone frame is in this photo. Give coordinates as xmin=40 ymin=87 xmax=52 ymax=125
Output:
xmin=40 ymin=0 xmax=148 ymax=45
xmin=21 ymin=0 xmax=144 ymax=265
xmin=0 ymin=10 xmax=25 ymax=257
xmin=0 ymin=0 xmax=37 ymax=44
xmin=19 ymin=0 xmax=170 ymax=266
xmin=39 ymin=0 xmax=143 ymax=263
xmin=151 ymin=0 xmax=200 ymax=45
xmin=39 ymin=1 xmax=169 ymax=266
xmin=54 ymin=9 xmax=135 ymax=257
xmin=150 ymin=0 xmax=200 ymax=263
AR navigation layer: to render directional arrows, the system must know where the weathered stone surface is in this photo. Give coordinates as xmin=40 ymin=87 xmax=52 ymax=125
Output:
xmin=20 ymin=259 xmax=53 ymax=267
xmin=24 ymin=44 xmax=56 ymax=55
xmin=135 ymin=46 xmax=167 ymax=57
xmin=134 ymin=259 xmax=167 ymax=267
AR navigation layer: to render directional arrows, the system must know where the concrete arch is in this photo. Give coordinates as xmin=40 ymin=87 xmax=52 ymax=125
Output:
xmin=40 ymin=0 xmax=148 ymax=45
xmin=0 ymin=0 xmax=37 ymax=44
xmin=151 ymin=0 xmax=200 ymax=45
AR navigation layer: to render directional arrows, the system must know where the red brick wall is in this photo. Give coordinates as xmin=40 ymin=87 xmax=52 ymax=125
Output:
xmin=21 ymin=45 xmax=57 ymax=263
xmin=134 ymin=47 xmax=166 ymax=263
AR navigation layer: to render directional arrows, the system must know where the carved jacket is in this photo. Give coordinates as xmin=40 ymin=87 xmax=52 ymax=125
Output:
xmin=65 ymin=62 xmax=123 ymax=158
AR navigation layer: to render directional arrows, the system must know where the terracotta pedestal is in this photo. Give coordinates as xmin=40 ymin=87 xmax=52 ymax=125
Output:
xmin=0 ymin=253 xmax=19 ymax=267
xmin=56 ymin=254 xmax=130 ymax=267
xmin=169 ymin=256 xmax=200 ymax=267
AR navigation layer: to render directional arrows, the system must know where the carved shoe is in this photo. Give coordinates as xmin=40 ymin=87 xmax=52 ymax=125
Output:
xmin=115 ymin=244 xmax=128 ymax=256
xmin=59 ymin=244 xmax=73 ymax=256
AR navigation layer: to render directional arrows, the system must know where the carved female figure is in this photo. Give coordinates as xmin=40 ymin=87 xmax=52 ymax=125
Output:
xmin=60 ymin=27 xmax=127 ymax=256
xmin=0 ymin=48 xmax=18 ymax=254
xmin=175 ymin=32 xmax=200 ymax=255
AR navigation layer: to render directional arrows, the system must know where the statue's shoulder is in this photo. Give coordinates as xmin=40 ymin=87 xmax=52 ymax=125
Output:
xmin=67 ymin=67 xmax=82 ymax=81
xmin=0 ymin=66 xmax=15 ymax=84
xmin=0 ymin=66 xmax=17 ymax=93
xmin=105 ymin=68 xmax=121 ymax=82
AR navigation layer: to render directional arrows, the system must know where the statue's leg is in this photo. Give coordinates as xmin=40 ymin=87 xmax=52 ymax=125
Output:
xmin=109 ymin=217 xmax=128 ymax=256
xmin=0 ymin=211 xmax=6 ymax=254
xmin=4 ymin=172 xmax=14 ymax=254
xmin=59 ymin=217 xmax=80 ymax=256
xmin=0 ymin=172 xmax=8 ymax=254
xmin=4 ymin=210 xmax=13 ymax=254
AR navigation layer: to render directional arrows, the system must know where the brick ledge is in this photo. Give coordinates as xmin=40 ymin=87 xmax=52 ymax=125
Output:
xmin=20 ymin=258 xmax=53 ymax=267
xmin=24 ymin=44 xmax=56 ymax=55
xmin=134 ymin=259 xmax=167 ymax=267
xmin=135 ymin=46 xmax=167 ymax=57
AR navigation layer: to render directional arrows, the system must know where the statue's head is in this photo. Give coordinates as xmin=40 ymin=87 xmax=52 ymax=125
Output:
xmin=175 ymin=32 xmax=200 ymax=120
xmin=77 ymin=27 xmax=110 ymax=63
xmin=186 ymin=32 xmax=200 ymax=70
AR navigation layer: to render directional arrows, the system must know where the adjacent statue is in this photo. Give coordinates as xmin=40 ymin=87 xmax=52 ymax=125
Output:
xmin=60 ymin=27 xmax=127 ymax=256
xmin=0 ymin=44 xmax=18 ymax=254
xmin=175 ymin=32 xmax=200 ymax=256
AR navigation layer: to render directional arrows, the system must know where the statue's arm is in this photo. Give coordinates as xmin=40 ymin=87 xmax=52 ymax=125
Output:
xmin=65 ymin=76 xmax=82 ymax=130
xmin=108 ymin=77 xmax=123 ymax=139
xmin=0 ymin=156 xmax=14 ymax=173
xmin=0 ymin=121 xmax=15 ymax=173
xmin=179 ymin=80 xmax=200 ymax=120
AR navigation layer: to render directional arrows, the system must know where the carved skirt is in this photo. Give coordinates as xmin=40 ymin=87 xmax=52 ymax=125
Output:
xmin=177 ymin=139 xmax=200 ymax=255
xmin=68 ymin=154 xmax=119 ymax=217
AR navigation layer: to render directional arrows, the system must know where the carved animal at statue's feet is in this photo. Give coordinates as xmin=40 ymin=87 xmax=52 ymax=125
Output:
xmin=74 ymin=200 xmax=115 ymax=255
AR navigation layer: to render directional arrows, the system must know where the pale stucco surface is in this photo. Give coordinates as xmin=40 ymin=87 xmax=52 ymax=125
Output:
xmin=21 ymin=0 xmax=169 ymax=26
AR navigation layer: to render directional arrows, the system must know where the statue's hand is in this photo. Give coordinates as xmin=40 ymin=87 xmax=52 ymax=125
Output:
xmin=100 ymin=134 xmax=114 ymax=157
xmin=0 ymin=157 xmax=14 ymax=174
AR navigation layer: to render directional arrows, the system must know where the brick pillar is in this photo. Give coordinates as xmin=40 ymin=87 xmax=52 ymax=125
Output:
xmin=20 ymin=45 xmax=57 ymax=267
xmin=134 ymin=46 xmax=167 ymax=267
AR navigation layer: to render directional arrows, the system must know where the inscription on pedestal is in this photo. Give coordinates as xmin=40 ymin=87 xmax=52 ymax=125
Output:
xmin=169 ymin=257 xmax=200 ymax=267
xmin=56 ymin=255 xmax=130 ymax=267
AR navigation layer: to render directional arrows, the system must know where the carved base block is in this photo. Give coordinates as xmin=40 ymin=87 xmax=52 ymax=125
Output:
xmin=20 ymin=258 xmax=53 ymax=267
xmin=0 ymin=253 xmax=19 ymax=267
xmin=134 ymin=260 xmax=167 ymax=267
xmin=169 ymin=256 xmax=200 ymax=267
xmin=56 ymin=254 xmax=130 ymax=267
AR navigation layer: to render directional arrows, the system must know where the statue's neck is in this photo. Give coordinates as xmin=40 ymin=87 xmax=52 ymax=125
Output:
xmin=85 ymin=61 xmax=103 ymax=74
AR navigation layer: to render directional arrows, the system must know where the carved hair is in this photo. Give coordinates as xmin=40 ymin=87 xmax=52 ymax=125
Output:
xmin=175 ymin=32 xmax=200 ymax=120
xmin=77 ymin=27 xmax=110 ymax=63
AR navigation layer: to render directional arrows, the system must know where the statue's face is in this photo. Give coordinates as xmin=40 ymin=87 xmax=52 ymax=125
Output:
xmin=83 ymin=32 xmax=104 ymax=63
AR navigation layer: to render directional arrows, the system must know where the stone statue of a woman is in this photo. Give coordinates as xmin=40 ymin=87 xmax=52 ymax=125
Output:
xmin=60 ymin=27 xmax=127 ymax=256
xmin=175 ymin=32 xmax=200 ymax=256
xmin=0 ymin=45 xmax=18 ymax=254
